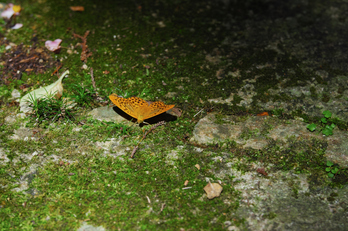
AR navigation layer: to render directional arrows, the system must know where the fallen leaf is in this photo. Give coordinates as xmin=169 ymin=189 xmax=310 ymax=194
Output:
xmin=257 ymin=168 xmax=268 ymax=176
xmin=257 ymin=112 xmax=269 ymax=116
xmin=70 ymin=6 xmax=84 ymax=11
xmin=184 ymin=180 xmax=189 ymax=186
xmin=19 ymin=70 xmax=69 ymax=113
xmin=195 ymin=164 xmax=200 ymax=170
xmin=203 ymin=182 xmax=223 ymax=199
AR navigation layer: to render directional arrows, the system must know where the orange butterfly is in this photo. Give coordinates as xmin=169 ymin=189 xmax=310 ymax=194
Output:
xmin=109 ymin=94 xmax=175 ymax=124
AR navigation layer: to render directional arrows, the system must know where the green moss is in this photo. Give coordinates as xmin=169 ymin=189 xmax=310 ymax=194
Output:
xmin=0 ymin=103 xmax=243 ymax=229
xmin=237 ymin=137 xmax=328 ymax=174
xmin=214 ymin=113 xmax=227 ymax=125
xmin=1 ymin=0 xmax=348 ymax=229
xmin=0 ymin=144 xmax=242 ymax=230
xmin=329 ymin=168 xmax=348 ymax=188
xmin=239 ymin=128 xmax=252 ymax=140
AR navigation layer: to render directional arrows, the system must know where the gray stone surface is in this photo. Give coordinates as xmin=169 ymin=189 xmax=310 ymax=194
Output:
xmin=77 ymin=222 xmax=106 ymax=231
xmin=87 ymin=106 xmax=126 ymax=123
xmin=191 ymin=113 xmax=348 ymax=167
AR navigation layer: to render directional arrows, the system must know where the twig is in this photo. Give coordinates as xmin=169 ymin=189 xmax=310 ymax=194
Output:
xmin=146 ymin=195 xmax=151 ymax=204
xmin=73 ymin=30 xmax=92 ymax=62
xmin=19 ymin=56 xmax=38 ymax=63
xmin=90 ymin=67 xmax=97 ymax=91
xmin=51 ymin=63 xmax=62 ymax=76
xmin=194 ymin=108 xmax=204 ymax=117
xmin=143 ymin=121 xmax=166 ymax=139
xmin=130 ymin=121 xmax=166 ymax=158
xmin=130 ymin=145 xmax=139 ymax=158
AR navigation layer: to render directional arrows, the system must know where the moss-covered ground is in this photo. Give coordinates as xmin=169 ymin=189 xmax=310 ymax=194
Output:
xmin=1 ymin=0 xmax=348 ymax=230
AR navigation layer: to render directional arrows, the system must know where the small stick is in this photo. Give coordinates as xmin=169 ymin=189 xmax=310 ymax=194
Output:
xmin=19 ymin=56 xmax=38 ymax=63
xmin=146 ymin=195 xmax=151 ymax=204
xmin=194 ymin=108 xmax=204 ymax=117
xmin=90 ymin=67 xmax=97 ymax=91
xmin=51 ymin=63 xmax=62 ymax=76
xmin=130 ymin=121 xmax=166 ymax=158
xmin=130 ymin=145 xmax=139 ymax=158
xmin=143 ymin=121 xmax=166 ymax=139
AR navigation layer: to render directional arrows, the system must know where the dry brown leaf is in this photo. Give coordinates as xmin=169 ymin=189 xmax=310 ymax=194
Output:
xmin=203 ymin=182 xmax=223 ymax=199
xmin=257 ymin=112 xmax=269 ymax=116
xmin=257 ymin=168 xmax=268 ymax=176
xmin=70 ymin=6 xmax=84 ymax=11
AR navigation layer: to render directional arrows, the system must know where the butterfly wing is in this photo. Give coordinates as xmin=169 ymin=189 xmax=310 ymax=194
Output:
xmin=142 ymin=101 xmax=175 ymax=120
xmin=109 ymin=93 xmax=122 ymax=108
xmin=109 ymin=94 xmax=148 ymax=121
xmin=109 ymin=94 xmax=175 ymax=123
xmin=109 ymin=94 xmax=137 ymax=119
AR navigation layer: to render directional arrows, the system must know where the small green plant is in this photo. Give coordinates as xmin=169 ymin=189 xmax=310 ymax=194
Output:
xmin=139 ymin=87 xmax=151 ymax=97
xmin=0 ymin=45 xmax=6 ymax=54
xmin=271 ymin=108 xmax=284 ymax=117
xmin=70 ymin=84 xmax=97 ymax=108
xmin=28 ymin=92 xmax=74 ymax=124
xmin=307 ymin=110 xmax=336 ymax=136
xmin=325 ymin=161 xmax=340 ymax=178
xmin=0 ymin=86 xmax=10 ymax=99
